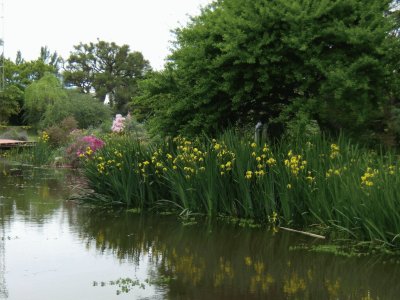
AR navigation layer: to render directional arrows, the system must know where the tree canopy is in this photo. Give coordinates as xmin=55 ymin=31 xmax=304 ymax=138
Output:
xmin=133 ymin=0 xmax=400 ymax=142
xmin=64 ymin=40 xmax=151 ymax=112
xmin=23 ymin=73 xmax=68 ymax=127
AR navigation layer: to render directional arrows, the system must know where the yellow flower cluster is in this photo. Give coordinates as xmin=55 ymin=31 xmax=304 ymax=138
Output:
xmin=246 ymin=143 xmax=276 ymax=180
xmin=330 ymin=144 xmax=340 ymax=159
xmin=305 ymin=171 xmax=315 ymax=184
xmin=173 ymin=138 xmax=207 ymax=179
xmin=325 ymin=167 xmax=347 ymax=178
xmin=86 ymin=146 xmax=93 ymax=156
xmin=361 ymin=167 xmax=379 ymax=187
xmin=284 ymin=150 xmax=307 ymax=176
xmin=212 ymin=139 xmax=235 ymax=176
xmin=150 ymin=149 xmax=168 ymax=176
xmin=79 ymin=146 xmax=95 ymax=159
xmin=95 ymin=155 xmax=122 ymax=174
xmin=245 ymin=170 xmax=253 ymax=179
xmin=268 ymin=211 xmax=278 ymax=224
xmin=138 ymin=160 xmax=150 ymax=176
xmin=39 ymin=131 xmax=49 ymax=143
xmin=387 ymin=165 xmax=396 ymax=175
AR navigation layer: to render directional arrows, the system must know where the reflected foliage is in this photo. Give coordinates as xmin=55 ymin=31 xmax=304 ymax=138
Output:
xmin=1 ymin=163 xmax=400 ymax=299
xmin=72 ymin=209 xmax=400 ymax=299
xmin=0 ymin=161 xmax=75 ymax=224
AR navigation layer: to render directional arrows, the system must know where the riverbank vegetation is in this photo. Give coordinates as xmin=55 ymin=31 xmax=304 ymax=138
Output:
xmin=78 ymin=131 xmax=400 ymax=249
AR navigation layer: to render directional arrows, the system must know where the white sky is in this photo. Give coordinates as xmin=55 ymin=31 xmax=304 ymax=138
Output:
xmin=2 ymin=0 xmax=213 ymax=70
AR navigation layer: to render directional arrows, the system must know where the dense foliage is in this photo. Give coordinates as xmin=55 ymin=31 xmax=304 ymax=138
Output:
xmin=23 ymin=73 xmax=111 ymax=129
xmin=24 ymin=73 xmax=68 ymax=126
xmin=0 ymin=48 xmax=60 ymax=124
xmin=133 ymin=0 xmax=400 ymax=144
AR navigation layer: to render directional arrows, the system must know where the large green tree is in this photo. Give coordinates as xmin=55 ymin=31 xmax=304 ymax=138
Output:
xmin=134 ymin=0 xmax=400 ymax=141
xmin=23 ymin=73 xmax=68 ymax=127
xmin=64 ymin=40 xmax=151 ymax=111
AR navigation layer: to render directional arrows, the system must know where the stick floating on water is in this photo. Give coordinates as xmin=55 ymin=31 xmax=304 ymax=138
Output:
xmin=279 ymin=226 xmax=326 ymax=239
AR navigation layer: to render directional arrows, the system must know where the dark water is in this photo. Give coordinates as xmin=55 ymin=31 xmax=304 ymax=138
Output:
xmin=1 ymin=160 xmax=400 ymax=300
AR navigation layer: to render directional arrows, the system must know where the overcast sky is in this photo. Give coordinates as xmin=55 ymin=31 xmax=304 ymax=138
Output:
xmin=2 ymin=0 xmax=213 ymax=70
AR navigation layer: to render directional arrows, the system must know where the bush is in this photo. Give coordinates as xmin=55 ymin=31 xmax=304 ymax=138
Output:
xmin=46 ymin=116 xmax=78 ymax=146
xmin=65 ymin=134 xmax=105 ymax=168
xmin=39 ymin=91 xmax=111 ymax=130
xmin=67 ymin=90 xmax=112 ymax=129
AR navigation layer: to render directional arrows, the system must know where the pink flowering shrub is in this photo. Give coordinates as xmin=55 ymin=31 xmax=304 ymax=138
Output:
xmin=111 ymin=114 xmax=126 ymax=133
xmin=75 ymin=135 xmax=105 ymax=157
xmin=66 ymin=135 xmax=105 ymax=167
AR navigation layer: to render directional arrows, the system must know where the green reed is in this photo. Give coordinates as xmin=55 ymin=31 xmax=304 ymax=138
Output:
xmin=5 ymin=137 xmax=55 ymax=166
xmin=81 ymin=132 xmax=400 ymax=249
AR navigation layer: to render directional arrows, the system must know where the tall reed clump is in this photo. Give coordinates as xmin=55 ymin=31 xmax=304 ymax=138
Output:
xmin=82 ymin=132 xmax=400 ymax=249
xmin=7 ymin=131 xmax=56 ymax=166
xmin=82 ymin=134 xmax=169 ymax=208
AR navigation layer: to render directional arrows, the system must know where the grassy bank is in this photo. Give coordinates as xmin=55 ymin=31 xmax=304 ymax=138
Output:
xmin=1 ymin=131 xmax=56 ymax=166
xmin=80 ymin=132 xmax=400 ymax=249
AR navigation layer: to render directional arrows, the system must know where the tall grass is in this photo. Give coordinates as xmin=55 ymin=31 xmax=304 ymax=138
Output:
xmin=4 ymin=131 xmax=56 ymax=166
xmin=82 ymin=132 xmax=400 ymax=248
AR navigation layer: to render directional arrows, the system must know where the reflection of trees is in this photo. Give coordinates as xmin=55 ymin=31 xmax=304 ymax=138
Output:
xmin=0 ymin=165 xmax=73 ymax=224
xmin=71 ymin=209 xmax=400 ymax=300
xmin=0 ymin=162 xmax=78 ymax=299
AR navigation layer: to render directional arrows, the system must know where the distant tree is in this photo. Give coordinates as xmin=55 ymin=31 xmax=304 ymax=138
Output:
xmin=64 ymin=90 xmax=112 ymax=129
xmin=39 ymin=46 xmax=63 ymax=72
xmin=23 ymin=73 xmax=67 ymax=127
xmin=0 ymin=85 xmax=22 ymax=123
xmin=64 ymin=40 xmax=151 ymax=112
xmin=23 ymin=73 xmax=112 ymax=129
xmin=2 ymin=49 xmax=61 ymax=125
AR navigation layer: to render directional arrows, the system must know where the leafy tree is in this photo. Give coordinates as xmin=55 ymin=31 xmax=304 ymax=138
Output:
xmin=24 ymin=73 xmax=111 ymax=129
xmin=23 ymin=73 xmax=67 ymax=127
xmin=6 ymin=50 xmax=60 ymax=89
xmin=64 ymin=90 xmax=112 ymax=129
xmin=38 ymin=46 xmax=63 ymax=73
xmin=134 ymin=0 xmax=400 ymax=141
xmin=0 ymin=85 xmax=22 ymax=123
xmin=64 ymin=40 xmax=151 ymax=112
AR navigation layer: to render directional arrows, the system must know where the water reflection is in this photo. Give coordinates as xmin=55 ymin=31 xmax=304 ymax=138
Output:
xmin=1 ymin=161 xmax=400 ymax=299
xmin=72 ymin=209 xmax=400 ymax=300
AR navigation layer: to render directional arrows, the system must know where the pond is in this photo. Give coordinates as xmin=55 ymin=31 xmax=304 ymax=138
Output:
xmin=1 ymin=160 xmax=400 ymax=300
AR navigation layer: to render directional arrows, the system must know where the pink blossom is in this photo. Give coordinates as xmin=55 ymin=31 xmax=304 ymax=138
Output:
xmin=111 ymin=114 xmax=126 ymax=133
xmin=67 ymin=135 xmax=105 ymax=158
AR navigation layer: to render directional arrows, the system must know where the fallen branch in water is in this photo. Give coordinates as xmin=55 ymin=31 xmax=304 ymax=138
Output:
xmin=279 ymin=226 xmax=325 ymax=239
